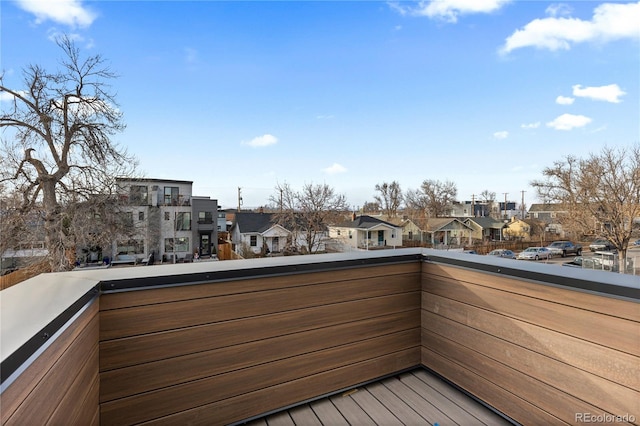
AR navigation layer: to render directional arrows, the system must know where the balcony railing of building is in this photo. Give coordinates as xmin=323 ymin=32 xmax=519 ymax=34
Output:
xmin=1 ymin=249 xmax=638 ymax=425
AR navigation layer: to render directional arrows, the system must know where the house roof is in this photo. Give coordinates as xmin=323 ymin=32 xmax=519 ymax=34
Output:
xmin=528 ymin=203 xmax=567 ymax=212
xmin=233 ymin=212 xmax=276 ymax=233
xmin=423 ymin=218 xmax=472 ymax=232
xmin=463 ymin=216 xmax=506 ymax=229
xmin=335 ymin=215 xmax=400 ymax=230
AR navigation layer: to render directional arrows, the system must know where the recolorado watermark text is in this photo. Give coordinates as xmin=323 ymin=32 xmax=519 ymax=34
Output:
xmin=575 ymin=413 xmax=636 ymax=423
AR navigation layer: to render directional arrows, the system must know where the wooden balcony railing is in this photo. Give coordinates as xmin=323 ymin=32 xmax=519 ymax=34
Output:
xmin=1 ymin=249 xmax=638 ymax=426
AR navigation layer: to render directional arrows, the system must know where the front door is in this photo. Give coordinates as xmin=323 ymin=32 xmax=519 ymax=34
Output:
xmin=378 ymin=230 xmax=385 ymax=246
xmin=199 ymin=234 xmax=210 ymax=256
xmin=272 ymin=236 xmax=279 ymax=252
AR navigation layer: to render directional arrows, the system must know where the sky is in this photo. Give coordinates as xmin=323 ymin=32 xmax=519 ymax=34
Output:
xmin=2 ymin=0 xmax=639 ymax=210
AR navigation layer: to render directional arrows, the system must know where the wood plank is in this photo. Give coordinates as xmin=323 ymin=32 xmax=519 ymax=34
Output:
xmin=309 ymin=398 xmax=349 ymax=426
xmin=422 ymin=274 xmax=640 ymax=355
xmin=100 ymin=331 xmax=420 ymax=425
xmin=423 ymin=264 xmax=640 ymax=321
xmin=349 ymin=388 xmax=403 ymax=425
xmin=131 ymin=348 xmax=419 ymax=426
xmin=264 ymin=411 xmax=294 ymax=426
xmin=100 ymin=273 xmax=420 ymax=340
xmin=100 ymin=292 xmax=419 ymax=371
xmin=399 ymin=372 xmax=488 ymax=426
xmin=411 ymin=369 xmax=512 ymax=426
xmin=47 ymin=341 xmax=99 ymax=425
xmin=422 ymin=292 xmax=639 ymax=389
xmin=422 ymin=312 xmax=640 ymax=418
xmin=421 ymin=331 xmax=623 ymax=425
xmin=379 ymin=375 xmax=455 ymax=425
xmin=421 ymin=346 xmax=565 ymax=425
xmin=364 ymin=382 xmax=429 ymax=425
xmin=3 ymin=314 xmax=99 ymax=426
xmin=101 ymin=263 xmax=421 ymax=310
xmin=330 ymin=393 xmax=376 ymax=426
xmin=288 ymin=404 xmax=322 ymax=426
xmin=100 ymin=310 xmax=419 ymax=402
xmin=0 ymin=300 xmax=98 ymax=423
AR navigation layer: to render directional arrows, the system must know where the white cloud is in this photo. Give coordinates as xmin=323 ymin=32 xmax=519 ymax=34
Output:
xmin=16 ymin=0 xmax=96 ymax=28
xmin=323 ymin=163 xmax=347 ymax=175
xmin=316 ymin=114 xmax=335 ymax=120
xmin=493 ymin=131 xmax=509 ymax=139
xmin=242 ymin=134 xmax=278 ymax=148
xmin=389 ymin=0 xmax=511 ymax=23
xmin=521 ymin=122 xmax=540 ymax=129
xmin=572 ymin=84 xmax=626 ymax=103
xmin=0 ymin=90 xmax=26 ymax=102
xmin=546 ymin=113 xmax=592 ymax=130
xmin=545 ymin=3 xmax=572 ymax=18
xmin=555 ymin=95 xmax=574 ymax=105
xmin=500 ymin=1 xmax=640 ymax=54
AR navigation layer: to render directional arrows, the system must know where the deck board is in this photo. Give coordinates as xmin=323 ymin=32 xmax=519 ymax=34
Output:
xmin=248 ymin=368 xmax=511 ymax=426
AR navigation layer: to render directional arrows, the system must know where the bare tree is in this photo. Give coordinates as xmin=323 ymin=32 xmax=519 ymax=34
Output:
xmin=479 ymin=190 xmax=496 ymax=203
xmin=531 ymin=145 xmax=640 ymax=272
xmin=0 ymin=36 xmax=137 ymax=271
xmin=374 ymin=181 xmax=403 ymax=218
xmin=405 ymin=179 xmax=457 ymax=218
xmin=270 ymin=182 xmax=348 ymax=253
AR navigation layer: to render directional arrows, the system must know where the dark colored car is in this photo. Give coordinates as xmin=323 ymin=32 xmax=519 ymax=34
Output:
xmin=589 ymin=238 xmax=615 ymax=252
xmin=546 ymin=241 xmax=582 ymax=258
xmin=487 ymin=249 xmax=516 ymax=259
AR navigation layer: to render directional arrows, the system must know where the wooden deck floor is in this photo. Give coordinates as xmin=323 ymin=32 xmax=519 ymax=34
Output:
xmin=242 ymin=369 xmax=513 ymax=426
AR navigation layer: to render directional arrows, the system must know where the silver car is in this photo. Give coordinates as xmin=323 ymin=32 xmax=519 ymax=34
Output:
xmin=487 ymin=249 xmax=516 ymax=259
xmin=517 ymin=247 xmax=551 ymax=261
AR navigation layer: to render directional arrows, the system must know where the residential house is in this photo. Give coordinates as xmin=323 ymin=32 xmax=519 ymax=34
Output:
xmin=329 ymin=215 xmax=402 ymax=250
xmin=115 ymin=178 xmax=218 ymax=262
xmin=463 ymin=216 xmax=507 ymax=242
xmin=528 ymin=203 xmax=568 ymax=237
xmin=231 ymin=212 xmax=291 ymax=255
xmin=422 ymin=218 xmax=474 ymax=246
xmin=503 ymin=217 xmax=533 ymax=241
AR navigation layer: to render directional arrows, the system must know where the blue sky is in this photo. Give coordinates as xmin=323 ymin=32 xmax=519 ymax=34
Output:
xmin=2 ymin=0 xmax=639 ymax=209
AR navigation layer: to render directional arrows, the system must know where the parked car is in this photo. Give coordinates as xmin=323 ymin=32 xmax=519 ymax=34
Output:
xmin=546 ymin=241 xmax=582 ymax=258
xmin=633 ymin=239 xmax=640 ymax=246
xmin=487 ymin=249 xmax=516 ymax=259
xmin=517 ymin=247 xmax=551 ymax=261
xmin=589 ymin=238 xmax=614 ymax=252
xmin=463 ymin=250 xmax=478 ymax=254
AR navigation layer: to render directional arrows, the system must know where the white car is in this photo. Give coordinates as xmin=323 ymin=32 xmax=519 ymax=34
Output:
xmin=517 ymin=247 xmax=551 ymax=261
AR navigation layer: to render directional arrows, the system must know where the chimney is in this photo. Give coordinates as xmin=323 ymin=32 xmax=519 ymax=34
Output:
xmin=352 ymin=211 xmax=357 ymax=221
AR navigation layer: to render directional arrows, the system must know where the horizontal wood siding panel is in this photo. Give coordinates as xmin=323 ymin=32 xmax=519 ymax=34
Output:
xmin=100 ymin=271 xmax=420 ymax=340
xmin=100 ymin=263 xmax=421 ymax=310
xmin=422 ymin=313 xmax=639 ymax=419
xmin=422 ymin=292 xmax=639 ymax=390
xmin=100 ymin=310 xmax=419 ymax=402
xmin=100 ymin=292 xmax=419 ymax=371
xmin=101 ymin=330 xmax=420 ymax=425
xmin=139 ymin=348 xmax=420 ymax=426
xmin=99 ymin=263 xmax=421 ymax=425
xmin=424 ymin=263 xmax=639 ymax=321
xmin=2 ymin=301 xmax=99 ymax=426
xmin=422 ymin=266 xmax=639 ymax=355
xmin=421 ymin=262 xmax=640 ymax=425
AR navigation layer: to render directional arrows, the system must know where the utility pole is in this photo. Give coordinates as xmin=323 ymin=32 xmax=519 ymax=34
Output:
xmin=471 ymin=194 xmax=476 ymax=217
xmin=237 ymin=187 xmax=243 ymax=211
xmin=503 ymin=193 xmax=508 ymax=219
xmin=521 ymin=190 xmax=526 ymax=219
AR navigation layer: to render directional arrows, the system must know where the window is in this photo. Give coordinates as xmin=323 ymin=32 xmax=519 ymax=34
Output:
xmin=164 ymin=186 xmax=179 ymax=205
xmin=165 ymin=237 xmax=189 ymax=252
xmin=250 ymin=235 xmax=257 ymax=247
xmin=164 ymin=212 xmax=170 ymax=220
xmin=116 ymin=239 xmax=144 ymax=255
xmin=138 ymin=211 xmax=144 ymax=221
xmin=118 ymin=212 xmax=134 ymax=228
xmin=198 ymin=211 xmax=213 ymax=224
xmin=129 ymin=185 xmax=148 ymax=205
xmin=176 ymin=212 xmax=191 ymax=231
